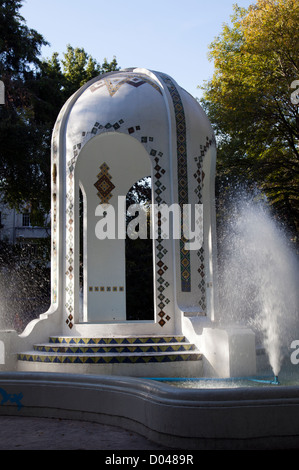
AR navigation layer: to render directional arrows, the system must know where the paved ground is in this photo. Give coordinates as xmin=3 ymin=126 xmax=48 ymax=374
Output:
xmin=0 ymin=416 xmax=170 ymax=450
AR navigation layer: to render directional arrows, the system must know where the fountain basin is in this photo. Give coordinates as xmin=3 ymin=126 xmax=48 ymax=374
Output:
xmin=1 ymin=371 xmax=299 ymax=450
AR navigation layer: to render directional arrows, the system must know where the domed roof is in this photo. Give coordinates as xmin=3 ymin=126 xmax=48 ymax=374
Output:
xmin=63 ymin=68 xmax=214 ymax=166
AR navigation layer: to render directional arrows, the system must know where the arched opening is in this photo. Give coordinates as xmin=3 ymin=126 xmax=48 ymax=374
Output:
xmin=125 ymin=177 xmax=154 ymax=321
xmin=79 ymin=177 xmax=155 ymax=322
xmin=75 ymin=132 xmax=154 ymax=324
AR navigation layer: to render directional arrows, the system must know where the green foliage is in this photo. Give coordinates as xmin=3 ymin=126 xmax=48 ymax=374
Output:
xmin=0 ymin=1 xmax=120 ymax=222
xmin=0 ymin=0 xmax=50 ymax=220
xmin=0 ymin=0 xmax=47 ymax=77
xmin=0 ymin=1 xmax=156 ymax=325
xmin=60 ymin=45 xmax=119 ymax=97
xmin=201 ymin=0 xmax=299 ymax=234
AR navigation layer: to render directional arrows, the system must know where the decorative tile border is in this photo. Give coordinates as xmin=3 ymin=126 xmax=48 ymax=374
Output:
xmin=33 ymin=343 xmax=195 ymax=354
xmin=194 ymin=153 xmax=206 ymax=312
xmin=17 ymin=352 xmax=202 ymax=364
xmin=94 ymin=162 xmax=115 ymax=204
xmin=89 ymin=74 xmax=163 ymax=97
xmin=88 ymin=286 xmax=124 ymax=292
xmin=194 ymin=135 xmax=216 ymax=312
xmin=159 ymin=74 xmax=191 ymax=293
xmin=18 ymin=334 xmax=202 ymax=365
xmin=49 ymin=335 xmax=186 ymax=345
xmin=152 ymin=150 xmax=171 ymax=327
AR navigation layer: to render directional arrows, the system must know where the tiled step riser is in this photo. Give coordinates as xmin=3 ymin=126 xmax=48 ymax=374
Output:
xmin=48 ymin=336 xmax=187 ymax=346
xmin=17 ymin=352 xmax=202 ymax=364
xmin=33 ymin=344 xmax=195 ymax=354
xmin=17 ymin=335 xmax=201 ymax=370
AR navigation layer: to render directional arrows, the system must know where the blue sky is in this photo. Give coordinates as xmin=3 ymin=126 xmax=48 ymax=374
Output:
xmin=20 ymin=0 xmax=255 ymax=99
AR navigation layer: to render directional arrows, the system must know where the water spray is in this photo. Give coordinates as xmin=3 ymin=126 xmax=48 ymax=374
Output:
xmin=218 ymin=193 xmax=299 ymax=388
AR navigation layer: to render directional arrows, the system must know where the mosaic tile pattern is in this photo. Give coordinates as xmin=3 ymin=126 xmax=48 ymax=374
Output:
xmin=194 ymin=153 xmax=206 ymax=311
xmin=49 ymin=335 xmax=186 ymax=344
xmin=17 ymin=335 xmax=202 ymax=365
xmin=152 ymin=150 xmax=171 ymax=327
xmin=90 ymin=74 xmax=162 ymax=97
xmin=94 ymin=163 xmax=115 ymax=204
xmin=89 ymin=286 xmax=124 ymax=292
xmin=194 ymin=136 xmax=216 ymax=312
xmin=33 ymin=343 xmax=195 ymax=354
xmin=17 ymin=352 xmax=202 ymax=364
xmin=160 ymin=74 xmax=191 ymax=292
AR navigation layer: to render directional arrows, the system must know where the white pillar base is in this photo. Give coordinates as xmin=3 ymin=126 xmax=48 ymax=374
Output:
xmin=202 ymin=327 xmax=256 ymax=378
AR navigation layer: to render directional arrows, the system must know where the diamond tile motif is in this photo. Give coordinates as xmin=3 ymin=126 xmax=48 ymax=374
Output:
xmin=150 ymin=150 xmax=171 ymax=327
xmin=160 ymin=74 xmax=191 ymax=292
xmin=94 ymin=163 xmax=115 ymax=203
xmin=193 ymin=136 xmax=215 ymax=312
xmin=89 ymin=74 xmax=163 ymax=97
xmin=17 ymin=335 xmax=202 ymax=365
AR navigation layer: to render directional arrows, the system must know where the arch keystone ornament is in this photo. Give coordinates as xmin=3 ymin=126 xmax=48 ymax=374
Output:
xmin=94 ymin=163 xmax=115 ymax=204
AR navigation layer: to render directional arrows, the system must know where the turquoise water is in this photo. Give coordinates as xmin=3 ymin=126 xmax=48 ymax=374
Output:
xmin=148 ymin=367 xmax=299 ymax=389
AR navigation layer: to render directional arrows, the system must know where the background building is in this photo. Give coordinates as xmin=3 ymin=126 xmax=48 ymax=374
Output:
xmin=0 ymin=198 xmax=50 ymax=246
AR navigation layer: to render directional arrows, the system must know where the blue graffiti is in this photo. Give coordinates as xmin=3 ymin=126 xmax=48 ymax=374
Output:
xmin=0 ymin=388 xmax=23 ymax=410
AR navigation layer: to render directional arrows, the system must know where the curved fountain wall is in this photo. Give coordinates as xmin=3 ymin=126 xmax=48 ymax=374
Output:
xmin=1 ymin=371 xmax=299 ymax=450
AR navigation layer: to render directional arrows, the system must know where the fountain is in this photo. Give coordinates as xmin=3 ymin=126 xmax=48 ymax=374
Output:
xmin=0 ymin=68 xmax=298 ymax=449
xmin=217 ymin=191 xmax=299 ymax=383
xmin=149 ymin=191 xmax=299 ymax=389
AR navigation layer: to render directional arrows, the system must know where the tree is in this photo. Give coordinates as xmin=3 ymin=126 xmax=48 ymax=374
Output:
xmin=0 ymin=0 xmax=47 ymax=78
xmin=43 ymin=45 xmax=120 ymax=101
xmin=0 ymin=1 xmax=120 ymax=221
xmin=32 ymin=48 xmax=120 ymax=143
xmin=200 ymin=0 xmax=299 ymax=234
xmin=0 ymin=0 xmax=50 ymax=223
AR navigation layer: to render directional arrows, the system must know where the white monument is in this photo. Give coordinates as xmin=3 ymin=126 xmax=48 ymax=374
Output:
xmin=0 ymin=68 xmax=256 ymax=377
